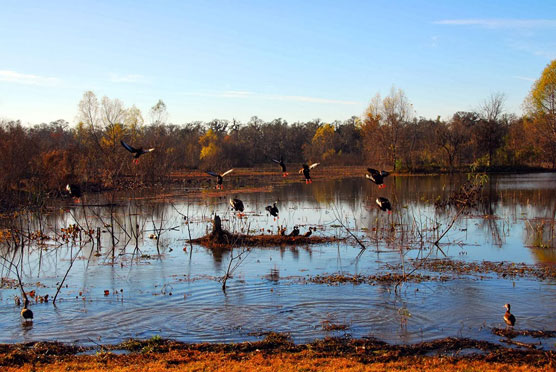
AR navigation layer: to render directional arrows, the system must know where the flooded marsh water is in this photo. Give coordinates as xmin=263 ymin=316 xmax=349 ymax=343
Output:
xmin=1 ymin=173 xmax=555 ymax=348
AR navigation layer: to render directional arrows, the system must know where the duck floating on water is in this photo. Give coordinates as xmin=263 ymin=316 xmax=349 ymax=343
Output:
xmin=21 ymin=298 xmax=33 ymax=323
xmin=376 ymin=197 xmax=392 ymax=213
xmin=120 ymin=140 xmax=155 ymax=164
xmin=503 ymin=303 xmax=516 ymax=327
xmin=272 ymin=156 xmax=288 ymax=177
xmin=299 ymin=163 xmax=319 ymax=184
xmin=366 ymin=168 xmax=389 ymax=188
xmin=206 ymin=169 xmax=234 ymax=190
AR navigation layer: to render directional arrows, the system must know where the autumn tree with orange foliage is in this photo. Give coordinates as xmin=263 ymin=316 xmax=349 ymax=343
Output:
xmin=524 ymin=59 xmax=556 ymax=168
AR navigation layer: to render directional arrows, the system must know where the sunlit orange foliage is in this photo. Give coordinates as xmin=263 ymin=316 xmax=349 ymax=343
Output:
xmin=1 ymin=349 xmax=549 ymax=372
xmin=35 ymin=149 xmax=74 ymax=190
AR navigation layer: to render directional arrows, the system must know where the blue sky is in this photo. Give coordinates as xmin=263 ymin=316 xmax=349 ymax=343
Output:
xmin=1 ymin=0 xmax=555 ymax=125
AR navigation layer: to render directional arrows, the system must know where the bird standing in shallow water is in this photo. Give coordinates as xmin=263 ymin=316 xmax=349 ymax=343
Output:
xmin=120 ymin=140 xmax=155 ymax=164
xmin=503 ymin=303 xmax=516 ymax=327
xmin=299 ymin=163 xmax=319 ymax=184
xmin=21 ymin=298 xmax=33 ymax=323
xmin=272 ymin=156 xmax=288 ymax=177
xmin=206 ymin=169 xmax=234 ymax=190
xmin=303 ymin=227 xmax=314 ymax=237
xmin=366 ymin=168 xmax=389 ymax=188
xmin=289 ymin=226 xmax=300 ymax=236
xmin=265 ymin=202 xmax=279 ymax=220
xmin=376 ymin=197 xmax=392 ymax=213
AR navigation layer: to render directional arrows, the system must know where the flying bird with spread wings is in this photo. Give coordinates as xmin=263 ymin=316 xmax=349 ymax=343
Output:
xmin=272 ymin=156 xmax=288 ymax=177
xmin=206 ymin=169 xmax=234 ymax=190
xmin=299 ymin=163 xmax=319 ymax=184
xmin=120 ymin=140 xmax=155 ymax=164
xmin=366 ymin=168 xmax=390 ymax=188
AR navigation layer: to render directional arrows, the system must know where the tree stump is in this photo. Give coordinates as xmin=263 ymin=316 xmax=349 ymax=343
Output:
xmin=210 ymin=214 xmax=230 ymax=243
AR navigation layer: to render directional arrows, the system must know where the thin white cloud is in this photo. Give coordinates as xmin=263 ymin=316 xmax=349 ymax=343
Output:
xmin=221 ymin=90 xmax=254 ymax=97
xmin=270 ymin=94 xmax=358 ymax=105
xmin=109 ymin=73 xmax=145 ymax=83
xmin=0 ymin=69 xmax=59 ymax=85
xmin=182 ymin=90 xmax=358 ymax=105
xmin=507 ymin=39 xmax=556 ymax=59
xmin=513 ymin=75 xmax=535 ymax=82
xmin=434 ymin=19 xmax=556 ymax=29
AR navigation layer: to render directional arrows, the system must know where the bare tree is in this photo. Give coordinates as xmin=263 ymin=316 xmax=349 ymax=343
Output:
xmin=475 ymin=93 xmax=509 ymax=166
xmin=150 ymin=99 xmax=168 ymax=126
xmin=479 ymin=92 xmax=506 ymax=122
xmin=363 ymin=87 xmax=414 ymax=170
xmin=101 ymin=96 xmax=126 ymax=127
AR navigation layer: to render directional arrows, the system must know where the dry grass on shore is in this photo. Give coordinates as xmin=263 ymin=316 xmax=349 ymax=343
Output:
xmin=2 ymin=350 xmax=551 ymax=372
xmin=1 ymin=335 xmax=554 ymax=372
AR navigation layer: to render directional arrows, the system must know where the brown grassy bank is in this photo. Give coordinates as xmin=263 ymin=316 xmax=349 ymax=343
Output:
xmin=1 ymin=335 xmax=554 ymax=372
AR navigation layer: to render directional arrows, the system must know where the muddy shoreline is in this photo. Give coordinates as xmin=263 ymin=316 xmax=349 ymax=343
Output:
xmin=1 ymin=334 xmax=554 ymax=370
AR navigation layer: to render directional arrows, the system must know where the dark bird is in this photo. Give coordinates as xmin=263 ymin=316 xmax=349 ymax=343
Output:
xmin=299 ymin=163 xmax=319 ymax=184
xmin=265 ymin=202 xmax=279 ymax=220
xmin=65 ymin=184 xmax=82 ymax=198
xmin=206 ymin=169 xmax=234 ymax=190
xmin=289 ymin=226 xmax=300 ymax=236
xmin=503 ymin=303 xmax=516 ymax=327
xmin=272 ymin=156 xmax=288 ymax=177
xmin=278 ymin=225 xmax=287 ymax=236
xmin=120 ymin=140 xmax=155 ymax=164
xmin=303 ymin=227 xmax=314 ymax=237
xmin=230 ymin=198 xmax=244 ymax=217
xmin=366 ymin=168 xmax=390 ymax=188
xmin=21 ymin=298 xmax=33 ymax=322
xmin=376 ymin=197 xmax=392 ymax=213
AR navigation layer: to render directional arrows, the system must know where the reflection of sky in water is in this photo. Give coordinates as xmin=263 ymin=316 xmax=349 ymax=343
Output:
xmin=0 ymin=173 xmax=555 ymax=346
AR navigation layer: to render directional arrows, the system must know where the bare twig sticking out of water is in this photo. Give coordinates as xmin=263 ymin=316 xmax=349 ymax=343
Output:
xmin=433 ymin=207 xmax=465 ymax=249
xmin=0 ymin=255 xmax=29 ymax=304
xmin=329 ymin=204 xmax=366 ymax=253
xmin=52 ymin=243 xmax=84 ymax=305
xmin=433 ymin=171 xmax=488 ymax=248
xmin=127 ymin=201 xmax=147 ymax=258
xmin=53 ymin=209 xmax=96 ymax=305
xmin=88 ymin=202 xmax=120 ymax=262
xmin=213 ymin=215 xmax=252 ymax=292
xmin=393 ymin=171 xmax=488 ymax=292
xmin=169 ymin=200 xmax=194 ymax=257
xmin=0 ymin=211 xmax=33 ymax=303
xmin=148 ymin=203 xmax=180 ymax=256
xmin=221 ymin=245 xmax=251 ymax=292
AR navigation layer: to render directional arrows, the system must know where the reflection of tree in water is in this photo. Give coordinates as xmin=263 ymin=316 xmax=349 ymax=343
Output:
xmin=310 ymin=181 xmax=336 ymax=205
xmin=475 ymin=176 xmax=505 ymax=247
xmin=524 ymin=217 xmax=556 ymax=263
xmin=205 ymin=246 xmax=227 ymax=268
xmin=289 ymin=246 xmax=299 ymax=261
xmin=528 ymin=243 xmax=556 ymax=263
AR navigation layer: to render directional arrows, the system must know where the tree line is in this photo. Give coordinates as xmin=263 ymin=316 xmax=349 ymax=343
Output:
xmin=1 ymin=60 xmax=554 ymax=208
